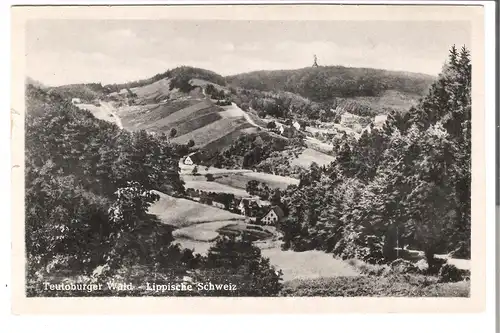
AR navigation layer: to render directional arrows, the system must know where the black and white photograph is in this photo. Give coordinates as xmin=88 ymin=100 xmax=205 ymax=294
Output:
xmin=11 ymin=4 xmax=487 ymax=311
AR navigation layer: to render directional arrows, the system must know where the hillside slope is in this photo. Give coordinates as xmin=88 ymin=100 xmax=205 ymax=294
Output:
xmin=226 ymin=66 xmax=435 ymax=102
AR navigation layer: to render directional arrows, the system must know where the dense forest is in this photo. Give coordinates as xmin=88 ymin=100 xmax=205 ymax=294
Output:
xmin=226 ymin=66 xmax=435 ymax=102
xmin=198 ymin=131 xmax=302 ymax=170
xmin=273 ymin=46 xmax=471 ymax=268
xmin=25 ymin=85 xmax=282 ymax=296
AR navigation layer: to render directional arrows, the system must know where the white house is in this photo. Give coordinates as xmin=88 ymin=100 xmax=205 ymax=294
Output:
xmin=212 ymin=202 xmax=225 ymax=209
xmin=292 ymin=121 xmax=301 ymax=131
xmin=238 ymin=200 xmax=247 ymax=215
xmin=184 ymin=156 xmax=194 ymax=165
xmin=261 ymin=206 xmax=285 ymax=226
xmin=277 ymin=124 xmax=285 ymax=135
xmin=71 ymin=98 xmax=81 ymax=105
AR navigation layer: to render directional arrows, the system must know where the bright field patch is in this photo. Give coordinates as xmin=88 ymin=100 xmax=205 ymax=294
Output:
xmin=291 ymin=148 xmax=336 ymax=168
xmin=76 ymin=104 xmax=118 ymax=125
xmin=148 ymin=191 xmax=246 ymax=228
xmin=130 ymin=77 xmax=174 ymax=103
xmin=171 ymin=117 xmax=250 ymax=146
xmin=201 ymin=127 xmax=258 ymax=154
xmin=172 ymin=221 xmax=239 ymax=242
xmin=169 ymin=112 xmax=222 ymax=137
xmin=183 ymin=179 xmax=252 ymax=197
xmin=116 ymin=99 xmax=200 ymax=130
xmin=145 ymin=100 xmax=220 ymax=131
xmin=242 ymin=172 xmax=299 ymax=189
xmin=261 ymin=249 xmax=359 ymax=282
xmin=215 ymin=172 xmax=299 ymax=190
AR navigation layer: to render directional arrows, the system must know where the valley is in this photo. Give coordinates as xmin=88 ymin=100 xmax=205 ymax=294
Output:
xmin=27 ymin=52 xmax=471 ymax=297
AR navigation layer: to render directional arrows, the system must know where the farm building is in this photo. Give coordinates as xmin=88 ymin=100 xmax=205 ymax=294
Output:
xmin=261 ymin=206 xmax=285 ymax=226
xmin=184 ymin=153 xmax=201 ymax=165
xmin=71 ymin=98 xmax=81 ymax=105
xmin=238 ymin=198 xmax=270 ymax=216
xmin=212 ymin=202 xmax=226 ymax=209
xmin=293 ymin=121 xmax=301 ymax=131
xmin=277 ymin=124 xmax=285 ymax=135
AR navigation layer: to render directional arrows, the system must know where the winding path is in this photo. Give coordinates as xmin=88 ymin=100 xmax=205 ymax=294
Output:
xmin=100 ymin=102 xmax=123 ymax=129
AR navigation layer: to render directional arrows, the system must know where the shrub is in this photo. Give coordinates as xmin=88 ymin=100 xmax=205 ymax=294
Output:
xmin=415 ymin=259 xmax=429 ymax=271
xmin=438 ymin=264 xmax=469 ymax=283
xmin=205 ymin=174 xmax=215 ymax=181
xmin=426 ymin=257 xmax=448 ymax=275
xmin=389 ymin=258 xmax=420 ymax=274
xmin=449 ymin=243 xmax=471 ymax=260
xmin=347 ymin=258 xmax=391 ymax=276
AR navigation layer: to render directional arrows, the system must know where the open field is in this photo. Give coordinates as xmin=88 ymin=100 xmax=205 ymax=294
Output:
xmin=242 ymin=172 xmax=299 ymax=188
xmin=215 ymin=172 xmax=299 ymax=190
xmin=201 ymin=126 xmax=259 ymax=154
xmin=219 ymin=103 xmax=246 ymax=118
xmin=173 ymin=221 xmax=273 ymax=242
xmin=261 ymin=249 xmax=359 ymax=282
xmin=305 ymin=136 xmax=336 ymax=152
xmin=148 ymin=191 xmax=246 ymax=227
xmin=169 ymin=112 xmax=223 ymax=137
xmin=291 ymin=148 xmax=336 ymax=168
xmin=281 ymin=275 xmax=470 ymax=297
xmin=183 ymin=179 xmax=252 ymax=197
xmin=218 ymin=223 xmax=274 ymax=241
xmin=150 ymin=100 xmax=218 ymax=127
xmin=349 ymin=89 xmax=421 ymax=114
xmin=76 ymin=103 xmax=122 ymax=128
xmin=116 ymin=99 xmax=201 ymax=129
xmin=172 ymin=117 xmax=251 ymax=146
xmin=172 ymin=221 xmax=239 ymax=242
xmin=129 ymin=77 xmax=180 ymax=103
xmin=173 ymin=239 xmax=213 ymax=254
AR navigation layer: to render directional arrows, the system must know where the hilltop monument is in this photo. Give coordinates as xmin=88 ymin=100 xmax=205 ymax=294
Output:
xmin=312 ymin=54 xmax=319 ymax=67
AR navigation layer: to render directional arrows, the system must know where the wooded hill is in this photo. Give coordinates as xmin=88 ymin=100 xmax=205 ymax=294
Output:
xmin=226 ymin=66 xmax=435 ymax=102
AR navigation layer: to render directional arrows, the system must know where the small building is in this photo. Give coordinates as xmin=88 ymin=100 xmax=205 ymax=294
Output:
xmin=292 ymin=121 xmax=301 ymax=131
xmin=261 ymin=206 xmax=285 ymax=226
xmin=184 ymin=152 xmax=201 ymax=166
xmin=212 ymin=202 xmax=225 ymax=209
xmin=239 ymin=198 xmax=270 ymax=216
xmin=71 ymin=98 xmax=81 ymax=105
xmin=238 ymin=199 xmax=247 ymax=215
xmin=277 ymin=124 xmax=285 ymax=135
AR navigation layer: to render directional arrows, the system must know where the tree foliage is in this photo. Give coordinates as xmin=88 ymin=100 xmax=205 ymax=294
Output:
xmin=278 ymin=46 xmax=471 ymax=263
xmin=25 ymin=84 xmax=282 ymax=296
xmin=227 ymin=66 xmax=434 ymax=102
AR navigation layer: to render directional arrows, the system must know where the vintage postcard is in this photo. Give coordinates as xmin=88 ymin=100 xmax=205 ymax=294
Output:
xmin=11 ymin=4 xmax=486 ymax=314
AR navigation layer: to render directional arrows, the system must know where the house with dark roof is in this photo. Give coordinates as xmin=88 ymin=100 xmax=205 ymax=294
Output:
xmin=261 ymin=205 xmax=285 ymax=226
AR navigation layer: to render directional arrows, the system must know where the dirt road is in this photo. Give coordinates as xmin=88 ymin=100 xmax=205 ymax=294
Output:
xmin=100 ymin=102 xmax=123 ymax=129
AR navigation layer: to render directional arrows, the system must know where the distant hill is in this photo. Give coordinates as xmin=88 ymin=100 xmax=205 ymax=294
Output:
xmin=103 ymin=66 xmax=227 ymax=94
xmin=48 ymin=83 xmax=105 ymax=103
xmin=226 ymin=66 xmax=435 ymax=102
xmin=25 ymin=77 xmax=47 ymax=89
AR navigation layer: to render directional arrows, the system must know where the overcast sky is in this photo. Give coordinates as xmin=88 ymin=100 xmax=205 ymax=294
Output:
xmin=26 ymin=20 xmax=471 ymax=86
